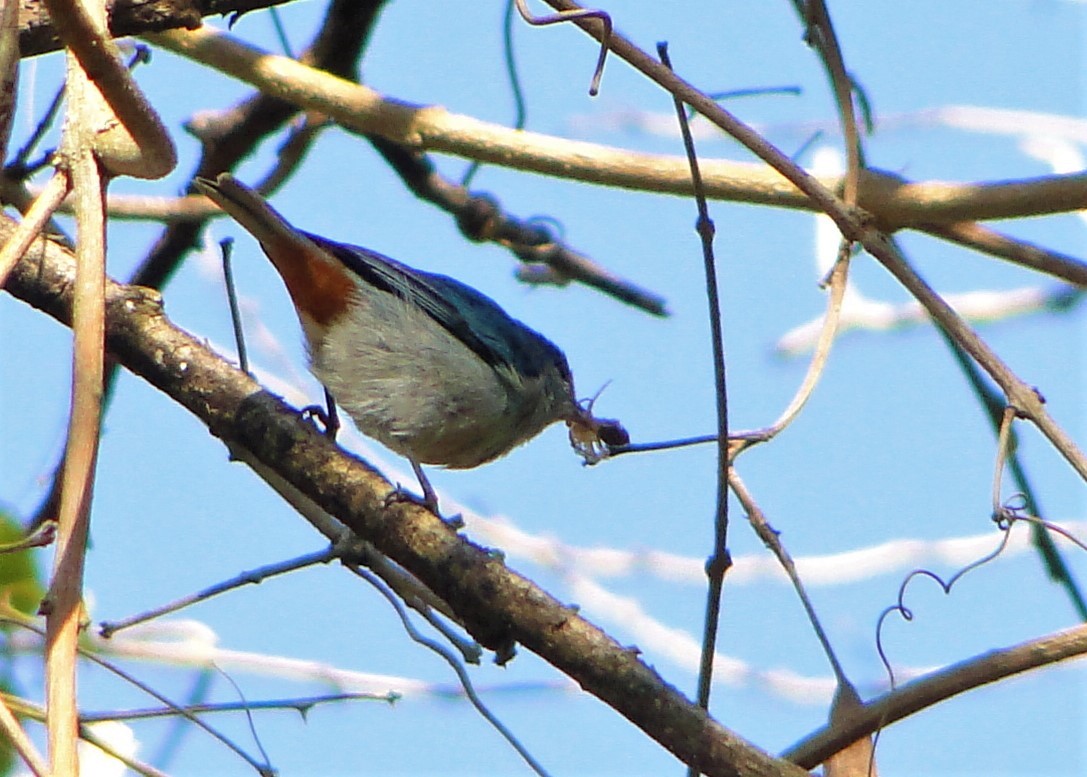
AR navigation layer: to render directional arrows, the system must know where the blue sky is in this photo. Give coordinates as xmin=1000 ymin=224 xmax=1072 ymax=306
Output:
xmin=2 ymin=1 xmax=1085 ymax=775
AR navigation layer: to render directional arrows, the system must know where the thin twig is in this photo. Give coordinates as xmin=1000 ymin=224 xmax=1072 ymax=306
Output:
xmin=794 ymin=0 xmax=866 ymax=203
xmin=254 ymin=112 xmax=330 ymax=194
xmin=513 ymin=0 xmax=610 ymax=95
xmin=873 ymin=237 xmax=1087 ymax=480
xmin=729 ymin=471 xmax=848 ymax=686
xmin=991 ymin=407 xmax=1018 ymax=515
xmin=875 ymin=529 xmax=1016 ymax=693
xmin=0 ymin=170 xmax=70 ymax=289
xmin=461 ymin=0 xmax=530 ymax=187
xmin=220 ymin=237 xmax=249 ymax=374
xmin=611 ymin=246 xmax=851 ymax=460
xmin=930 ymin=298 xmax=1087 ymax=617
xmin=364 ymin=135 xmax=667 ymax=315
xmin=6 ymin=80 xmax=66 ymax=172
xmin=0 ymin=693 xmax=48 ymax=777
xmin=344 ymin=539 xmax=482 ymax=664
xmin=99 ymin=548 xmax=336 ymax=637
xmin=502 ymin=0 xmax=528 ymax=130
xmin=922 ymin=220 xmax=1087 ymax=288
xmin=0 ymin=693 xmax=171 ymax=777
xmin=79 ymin=692 xmax=397 ymax=723
xmin=5 ymin=611 xmax=274 ymax=774
xmin=0 ymin=521 xmax=57 ymax=554
xmin=658 ymin=43 xmax=732 ymax=735
xmin=347 ymin=563 xmax=552 ymax=777
xmin=224 ymin=441 xmax=467 ymax=630
xmin=223 ymin=437 xmax=481 ymax=663
xmin=732 ymin=247 xmax=850 ymax=451
xmin=150 ymin=668 xmax=214 ymax=769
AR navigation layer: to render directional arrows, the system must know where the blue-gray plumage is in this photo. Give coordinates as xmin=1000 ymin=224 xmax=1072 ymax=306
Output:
xmin=309 ymin=234 xmax=573 ymax=384
xmin=195 ymin=174 xmax=626 ymax=511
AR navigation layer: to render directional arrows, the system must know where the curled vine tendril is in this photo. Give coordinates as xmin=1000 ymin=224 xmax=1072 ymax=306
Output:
xmin=874 ymin=502 xmax=1087 ymax=690
xmin=513 ymin=0 xmax=612 ymax=96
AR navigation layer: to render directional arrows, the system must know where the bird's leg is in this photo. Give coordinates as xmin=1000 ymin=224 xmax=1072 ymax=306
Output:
xmin=410 ymin=459 xmax=440 ymax=514
xmin=384 ymin=460 xmax=464 ymax=529
xmin=321 ymin=388 xmax=341 ymax=438
xmin=307 ymin=388 xmax=458 ymax=528
xmin=301 ymin=386 xmax=341 ymax=439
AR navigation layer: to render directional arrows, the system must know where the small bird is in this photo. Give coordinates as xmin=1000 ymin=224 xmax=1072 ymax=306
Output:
xmin=195 ymin=174 xmax=625 ymax=512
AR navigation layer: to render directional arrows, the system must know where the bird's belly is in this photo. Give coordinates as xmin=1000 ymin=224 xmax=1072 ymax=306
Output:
xmin=310 ymin=316 xmax=521 ymax=468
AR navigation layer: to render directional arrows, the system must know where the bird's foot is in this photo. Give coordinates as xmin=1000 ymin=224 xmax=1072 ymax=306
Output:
xmin=300 ymin=404 xmax=340 ymax=439
xmin=383 ymin=485 xmax=464 ymax=529
xmin=301 ymin=388 xmax=341 ymax=438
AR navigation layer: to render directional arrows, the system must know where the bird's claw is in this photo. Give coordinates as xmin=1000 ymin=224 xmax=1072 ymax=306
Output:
xmin=300 ymin=404 xmax=340 ymax=438
xmin=384 ymin=484 xmax=464 ymax=529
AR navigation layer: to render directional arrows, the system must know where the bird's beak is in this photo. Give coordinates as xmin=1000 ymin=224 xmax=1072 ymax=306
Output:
xmin=566 ymin=404 xmax=629 ymax=465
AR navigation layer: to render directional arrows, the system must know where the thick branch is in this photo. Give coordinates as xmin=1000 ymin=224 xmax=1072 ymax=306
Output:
xmin=18 ymin=0 xmax=291 ymax=59
xmin=146 ymin=26 xmax=1087 ymax=229
xmin=41 ymin=0 xmax=176 ymax=179
xmin=3 ymin=218 xmax=806 ymax=777
xmin=22 ymin=0 xmax=387 ymax=535
xmin=784 ymin=623 xmax=1087 ymax=768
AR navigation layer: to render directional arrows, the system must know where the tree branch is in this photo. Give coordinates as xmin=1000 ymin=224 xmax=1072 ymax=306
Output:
xmin=3 ymin=216 xmax=807 ymax=777
xmin=146 ymin=26 xmax=1087 ymax=230
xmin=783 ymin=622 xmax=1087 ymax=768
xmin=535 ymin=0 xmax=1087 ymax=483
xmin=17 ymin=0 xmax=292 ymax=58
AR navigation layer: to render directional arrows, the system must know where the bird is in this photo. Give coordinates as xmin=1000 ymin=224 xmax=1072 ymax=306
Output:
xmin=194 ymin=174 xmax=626 ymax=512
